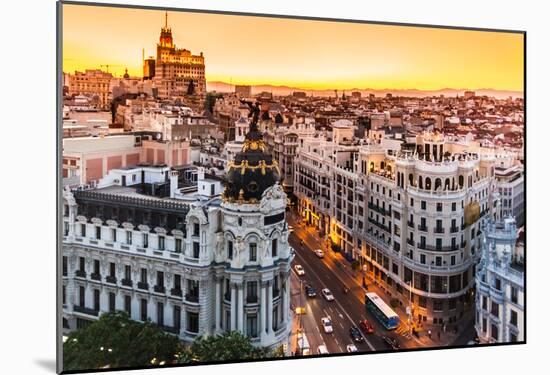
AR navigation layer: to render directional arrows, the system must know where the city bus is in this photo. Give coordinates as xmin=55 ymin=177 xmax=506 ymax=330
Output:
xmin=365 ymin=292 xmax=399 ymax=330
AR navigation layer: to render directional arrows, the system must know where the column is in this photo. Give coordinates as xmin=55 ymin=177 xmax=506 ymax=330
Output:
xmin=230 ymin=283 xmax=237 ymax=331
xmin=215 ymin=277 xmax=222 ymax=332
xmin=282 ymin=280 xmax=289 ymax=324
xmin=237 ymin=283 xmax=244 ymax=333
xmin=267 ymin=281 xmax=274 ymax=335
xmin=260 ymin=282 xmax=267 ymax=336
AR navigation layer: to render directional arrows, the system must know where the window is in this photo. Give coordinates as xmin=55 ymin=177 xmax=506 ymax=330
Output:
xmin=245 ymin=281 xmax=258 ymax=304
xmin=79 ymin=257 xmax=85 ymax=272
xmin=421 ymin=201 xmax=426 ymax=210
xmin=246 ymin=314 xmax=258 ymax=337
xmin=111 ymin=228 xmax=117 ymax=242
xmin=157 ymin=302 xmax=164 ymax=326
xmin=124 ymin=295 xmax=131 ymax=315
xmin=79 ymin=286 xmax=85 ymax=307
xmin=193 ymin=242 xmax=200 ymax=258
xmin=511 ymin=287 xmax=518 ymax=304
xmin=124 ymin=265 xmax=131 ymax=281
xmin=126 ymin=231 xmax=132 ymax=245
xmin=482 ymin=318 xmax=487 ymax=333
xmin=187 ymin=312 xmax=199 ymax=333
xmin=482 ymin=296 xmax=487 ymax=310
xmin=436 ymin=238 xmax=442 ymax=250
xmin=156 ymin=271 xmax=164 ymax=288
xmin=81 ymin=223 xmax=86 ymax=237
xmin=435 ymin=257 xmax=442 ymax=266
xmin=63 ymin=285 xmax=66 ymax=305
xmin=193 ymin=223 xmax=200 ymax=236
xmin=452 ymin=202 xmax=456 ymax=211
xmin=420 ymin=254 xmax=426 ymax=264
xmin=93 ymin=260 xmax=100 ymax=276
xmin=228 ymin=240 xmax=233 ymax=259
xmin=436 ymin=203 xmax=443 ymax=212
xmin=174 ymin=274 xmax=181 ymax=291
xmin=433 ymin=300 xmax=443 ymax=312
xmin=95 ymin=226 xmax=101 ymax=239
xmin=173 ymin=306 xmax=181 ymax=331
xmin=451 ymin=255 xmax=456 ymax=265
xmin=491 ymin=301 xmax=500 ymax=318
xmin=272 ymin=239 xmax=278 ymax=257
xmin=510 ymin=310 xmax=518 ymax=326
xmin=109 ymin=292 xmax=116 ymax=312
xmin=158 ymin=236 xmax=165 ymax=250
xmin=449 ymin=299 xmax=457 ymax=310
xmin=62 ymin=256 xmax=67 ymax=276
xmin=93 ymin=289 xmax=100 ymax=311
xmin=140 ymin=268 xmax=147 ymax=284
xmin=187 ymin=280 xmax=199 ymax=300
xmin=495 ymin=278 xmax=502 ymax=291
xmin=140 ymin=299 xmax=148 ymax=321
xmin=249 ymin=243 xmax=257 ymax=261
xmin=142 ymin=233 xmax=148 ymax=248
xmin=175 ymin=238 xmax=182 ymax=253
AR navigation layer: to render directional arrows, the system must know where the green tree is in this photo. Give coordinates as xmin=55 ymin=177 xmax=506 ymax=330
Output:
xmin=63 ymin=311 xmax=182 ymax=371
xmin=179 ymin=331 xmax=273 ymax=363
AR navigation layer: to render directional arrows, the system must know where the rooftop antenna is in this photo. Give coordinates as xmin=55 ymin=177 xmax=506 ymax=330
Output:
xmin=165 ymin=11 xmax=168 ymax=28
xmin=142 ymin=48 xmax=144 ymax=63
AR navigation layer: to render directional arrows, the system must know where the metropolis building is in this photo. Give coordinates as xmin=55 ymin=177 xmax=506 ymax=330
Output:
xmin=61 ymin=112 xmax=293 ymax=351
xmin=475 ymin=217 xmax=524 ymax=343
xmin=295 ymin=129 xmax=507 ymax=325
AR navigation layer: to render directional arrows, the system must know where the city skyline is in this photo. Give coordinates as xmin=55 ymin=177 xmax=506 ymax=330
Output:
xmin=62 ymin=4 xmax=524 ymax=92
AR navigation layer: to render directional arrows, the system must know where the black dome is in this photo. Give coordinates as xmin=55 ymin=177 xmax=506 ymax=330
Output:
xmin=223 ymin=102 xmax=280 ymax=203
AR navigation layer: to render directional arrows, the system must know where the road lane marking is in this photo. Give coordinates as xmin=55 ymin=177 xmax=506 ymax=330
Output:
xmin=293 ymin=250 xmax=376 ymax=351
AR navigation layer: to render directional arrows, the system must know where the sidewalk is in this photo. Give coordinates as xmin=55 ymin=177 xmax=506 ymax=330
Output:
xmin=290 ymin=213 xmax=473 ymax=348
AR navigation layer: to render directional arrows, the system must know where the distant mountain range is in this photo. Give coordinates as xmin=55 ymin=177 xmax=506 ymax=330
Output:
xmin=206 ymin=81 xmax=523 ymax=99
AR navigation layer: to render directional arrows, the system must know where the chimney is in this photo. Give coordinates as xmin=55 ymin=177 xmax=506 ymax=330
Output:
xmin=170 ymin=170 xmax=179 ymax=198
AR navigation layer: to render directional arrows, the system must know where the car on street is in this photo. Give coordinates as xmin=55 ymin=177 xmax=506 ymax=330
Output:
xmin=321 ymin=288 xmax=334 ymax=301
xmin=349 ymin=326 xmax=365 ymax=343
xmin=382 ymin=336 xmax=400 ymax=350
xmin=358 ymin=319 xmax=374 ymax=334
xmin=346 ymin=344 xmax=358 ymax=353
xmin=305 ymin=284 xmax=317 ymax=298
xmin=294 ymin=264 xmax=305 ymax=276
xmin=314 ymin=249 xmax=324 ymax=258
xmin=321 ymin=317 xmax=333 ymax=333
xmin=317 ymin=345 xmax=329 ymax=355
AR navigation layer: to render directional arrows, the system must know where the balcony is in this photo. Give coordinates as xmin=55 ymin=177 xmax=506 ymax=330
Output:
xmin=185 ymin=293 xmax=199 ymax=303
xmin=417 ymin=242 xmax=427 ymax=250
xmin=417 ymin=225 xmax=428 ymax=232
xmin=90 ymin=273 xmax=101 ymax=281
xmin=224 ymin=292 xmax=231 ymax=302
xmin=154 ymin=285 xmax=166 ymax=294
xmin=158 ymin=324 xmax=180 ymax=335
xmin=434 ymin=227 xmax=445 ymax=234
xmin=137 ymin=282 xmax=149 ymax=290
xmin=407 ymin=238 xmax=415 ymax=246
xmin=106 ymin=276 xmax=117 ymax=284
xmin=246 ymin=295 xmax=258 ymax=304
xmin=407 ymin=221 xmax=414 ymax=228
xmin=171 ymin=288 xmax=182 ymax=297
xmin=121 ymin=279 xmax=133 ymax=287
xmin=73 ymin=305 xmax=99 ymax=317
xmin=75 ymin=270 xmax=86 ymax=278
xmin=450 ymin=226 xmax=460 ymax=233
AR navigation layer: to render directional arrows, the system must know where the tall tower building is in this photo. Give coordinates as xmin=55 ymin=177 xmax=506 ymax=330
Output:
xmin=153 ymin=12 xmax=206 ymax=98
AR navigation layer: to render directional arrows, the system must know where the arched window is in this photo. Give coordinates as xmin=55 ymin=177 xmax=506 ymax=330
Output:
xmin=425 ymin=177 xmax=432 ymax=190
xmin=435 ymin=178 xmax=442 ymax=191
xmin=459 ymin=175 xmax=464 ymax=188
xmin=369 ymin=162 xmax=374 ymax=172
xmin=419 ymin=176 xmax=423 ymax=189
xmin=409 ymin=173 xmax=414 ymax=187
xmin=452 ymin=177 xmax=455 ymax=190
xmin=380 ymin=161 xmax=385 ymax=170
xmin=444 ymin=178 xmax=450 ymax=191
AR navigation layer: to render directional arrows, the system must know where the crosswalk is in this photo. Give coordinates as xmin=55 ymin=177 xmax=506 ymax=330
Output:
xmin=395 ymin=323 xmax=412 ymax=339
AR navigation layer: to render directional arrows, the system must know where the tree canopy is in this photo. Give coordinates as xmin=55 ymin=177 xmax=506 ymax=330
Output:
xmin=63 ymin=311 xmax=182 ymax=371
xmin=179 ymin=331 xmax=276 ymax=364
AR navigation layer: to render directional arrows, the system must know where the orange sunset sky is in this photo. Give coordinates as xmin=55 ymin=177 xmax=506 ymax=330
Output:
xmin=62 ymin=3 xmax=524 ymax=91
